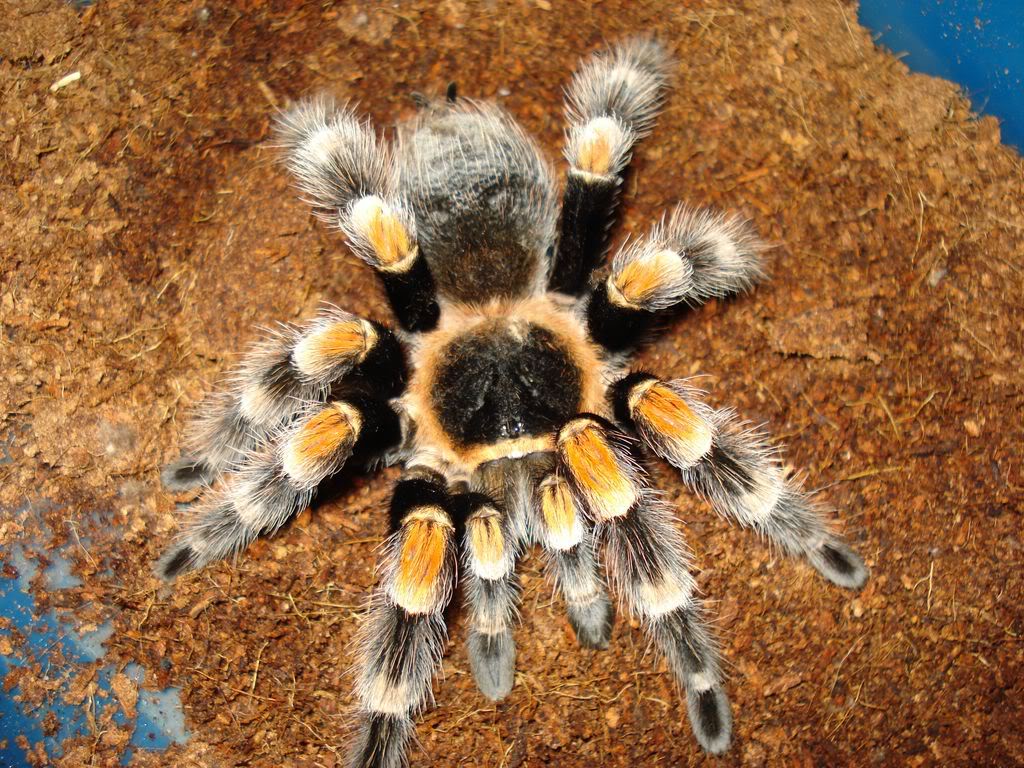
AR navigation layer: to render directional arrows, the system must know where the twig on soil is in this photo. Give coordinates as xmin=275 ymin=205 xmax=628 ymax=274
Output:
xmin=250 ymin=640 xmax=269 ymax=697
xmin=827 ymin=682 xmax=864 ymax=735
xmin=876 ymin=396 xmax=901 ymax=441
xmin=50 ymin=71 xmax=81 ymax=92
xmin=336 ymin=536 xmax=384 ymax=547
xmin=290 ymin=714 xmax=338 ymax=751
xmin=957 ymin=319 xmax=997 ymax=359
xmin=838 ymin=465 xmax=903 ymax=483
xmin=65 ymin=518 xmax=97 ymax=567
xmin=136 ymin=593 xmax=155 ymax=632
xmin=927 ymin=561 xmax=934 ymax=612
xmin=828 ymin=635 xmax=865 ymax=696
xmin=191 ymin=667 xmax=282 ymax=703
xmin=801 ymin=392 xmax=838 ymax=431
xmin=435 ymin=706 xmax=495 ymax=733
xmin=911 ymin=192 xmax=927 ymax=264
xmin=256 ymin=80 xmax=279 ymax=109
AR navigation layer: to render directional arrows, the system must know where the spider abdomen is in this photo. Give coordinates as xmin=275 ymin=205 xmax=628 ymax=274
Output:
xmin=399 ymin=105 xmax=557 ymax=302
xmin=432 ymin=321 xmax=582 ymax=448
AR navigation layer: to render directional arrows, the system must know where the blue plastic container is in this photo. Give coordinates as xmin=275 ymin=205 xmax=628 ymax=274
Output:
xmin=859 ymin=1 xmax=1024 ymax=150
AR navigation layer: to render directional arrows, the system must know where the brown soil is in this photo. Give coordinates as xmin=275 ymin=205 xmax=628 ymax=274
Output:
xmin=2 ymin=1 xmax=1022 ymax=766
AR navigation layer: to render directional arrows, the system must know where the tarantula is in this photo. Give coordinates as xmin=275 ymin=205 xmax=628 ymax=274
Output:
xmin=157 ymin=39 xmax=868 ymax=766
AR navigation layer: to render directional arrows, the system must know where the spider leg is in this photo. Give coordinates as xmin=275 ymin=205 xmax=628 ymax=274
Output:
xmin=468 ymin=454 xmax=612 ymax=650
xmin=612 ymin=373 xmax=869 ymax=589
xmin=457 ymin=453 xmax=553 ymax=700
xmin=163 ymin=308 xmax=406 ymax=490
xmin=156 ymin=394 xmax=400 ymax=579
xmin=549 ymin=38 xmax=671 ymax=295
xmin=277 ymin=98 xmax=440 ymax=332
xmin=455 ymin=491 xmax=520 ymax=701
xmin=587 ymin=204 xmax=766 ymax=352
xmin=556 ymin=415 xmax=731 ymax=754
xmin=349 ymin=468 xmax=457 ymax=768
xmin=536 ymin=474 xmax=614 ymax=649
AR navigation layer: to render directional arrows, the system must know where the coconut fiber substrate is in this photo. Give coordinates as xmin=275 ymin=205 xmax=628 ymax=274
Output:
xmin=1 ymin=1 xmax=1021 ymax=766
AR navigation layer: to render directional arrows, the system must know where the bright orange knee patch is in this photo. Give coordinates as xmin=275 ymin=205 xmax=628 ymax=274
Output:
xmin=295 ymin=318 xmax=373 ymax=378
xmin=282 ymin=402 xmax=361 ymax=485
xmin=350 ymin=196 xmax=415 ymax=271
xmin=573 ymin=116 xmax=624 ymax=177
xmin=467 ymin=508 xmax=506 ymax=579
xmin=576 ymin=133 xmax=613 ymax=175
xmin=540 ymin=476 xmax=582 ymax=550
xmin=610 ymin=248 xmax=685 ymax=307
xmin=631 ymin=380 xmax=714 ymax=466
xmin=558 ymin=419 xmax=637 ymax=520
xmin=393 ymin=506 xmax=452 ymax=614
xmin=293 ymin=402 xmax=360 ymax=463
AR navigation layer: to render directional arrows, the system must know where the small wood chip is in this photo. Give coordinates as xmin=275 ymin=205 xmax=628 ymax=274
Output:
xmin=763 ymin=672 xmax=803 ymax=697
xmin=50 ymin=71 xmax=81 ymax=92
xmin=110 ymin=673 xmax=138 ymax=718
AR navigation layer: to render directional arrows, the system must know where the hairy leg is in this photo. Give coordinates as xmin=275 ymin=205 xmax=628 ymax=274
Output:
xmin=163 ymin=307 xmax=405 ymax=489
xmin=277 ymin=98 xmax=440 ymax=332
xmin=471 ymin=454 xmax=613 ymax=650
xmin=349 ymin=468 xmax=457 ymax=768
xmin=556 ymin=415 xmax=731 ymax=753
xmin=536 ymin=474 xmax=614 ymax=649
xmin=550 ymin=38 xmax=672 ymax=295
xmin=157 ymin=394 xmax=400 ymax=579
xmin=587 ymin=205 xmax=765 ymax=352
xmin=457 ymin=491 xmax=520 ymax=701
xmin=612 ymin=373 xmax=868 ymax=589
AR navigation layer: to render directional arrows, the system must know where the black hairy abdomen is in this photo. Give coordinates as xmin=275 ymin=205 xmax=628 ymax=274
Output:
xmin=433 ymin=323 xmax=581 ymax=448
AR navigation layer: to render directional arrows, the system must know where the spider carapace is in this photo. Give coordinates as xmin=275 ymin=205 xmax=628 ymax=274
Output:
xmin=157 ymin=38 xmax=868 ymax=767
